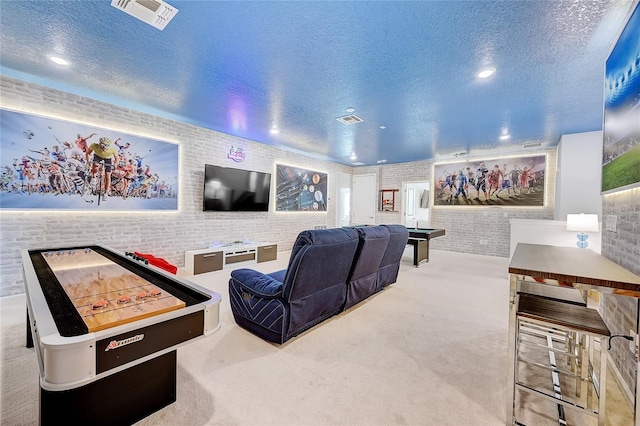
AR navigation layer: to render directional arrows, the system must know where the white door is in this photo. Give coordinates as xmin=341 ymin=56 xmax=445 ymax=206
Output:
xmin=352 ymin=173 xmax=377 ymax=225
xmin=401 ymin=181 xmax=430 ymax=228
xmin=335 ymin=172 xmax=351 ymax=227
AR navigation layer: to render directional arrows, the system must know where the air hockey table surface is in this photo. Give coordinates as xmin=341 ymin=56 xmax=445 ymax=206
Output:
xmin=22 ymin=244 xmax=222 ymax=425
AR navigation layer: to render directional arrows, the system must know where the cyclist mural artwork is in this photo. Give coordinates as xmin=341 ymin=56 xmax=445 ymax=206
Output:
xmin=0 ymin=109 xmax=178 ymax=211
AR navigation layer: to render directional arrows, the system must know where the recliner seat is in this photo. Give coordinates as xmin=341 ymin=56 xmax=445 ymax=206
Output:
xmin=343 ymin=225 xmax=390 ymax=310
xmin=229 ymin=227 xmax=359 ymax=344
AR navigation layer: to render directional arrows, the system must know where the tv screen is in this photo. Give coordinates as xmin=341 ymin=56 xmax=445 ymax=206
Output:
xmin=601 ymin=1 xmax=640 ymax=194
xmin=203 ymin=165 xmax=271 ymax=211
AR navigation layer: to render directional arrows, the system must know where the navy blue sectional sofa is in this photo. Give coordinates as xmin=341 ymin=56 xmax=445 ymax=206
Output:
xmin=228 ymin=225 xmax=409 ymax=344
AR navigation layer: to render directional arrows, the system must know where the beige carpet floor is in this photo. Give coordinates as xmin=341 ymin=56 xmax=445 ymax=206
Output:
xmin=0 ymin=248 xmax=633 ymax=425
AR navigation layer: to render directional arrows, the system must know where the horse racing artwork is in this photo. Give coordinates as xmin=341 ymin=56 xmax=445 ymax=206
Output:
xmin=432 ymin=154 xmax=546 ymax=207
xmin=0 ymin=109 xmax=179 ymax=211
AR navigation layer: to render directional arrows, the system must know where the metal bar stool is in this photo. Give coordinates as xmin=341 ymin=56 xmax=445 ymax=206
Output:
xmin=512 ymin=293 xmax=610 ymax=426
xmin=518 ymin=282 xmax=588 ymax=377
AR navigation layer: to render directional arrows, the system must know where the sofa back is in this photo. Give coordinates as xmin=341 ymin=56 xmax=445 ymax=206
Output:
xmin=282 ymin=227 xmax=359 ymax=338
xmin=344 ymin=226 xmax=390 ymax=309
xmin=377 ymin=224 xmax=409 ymax=288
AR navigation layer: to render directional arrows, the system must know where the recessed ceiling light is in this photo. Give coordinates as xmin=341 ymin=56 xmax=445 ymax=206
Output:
xmin=379 ymin=125 xmax=386 ymax=130
xmin=499 ymin=134 xmax=511 ymax=140
xmin=48 ymin=55 xmax=70 ymax=66
xmin=477 ymin=67 xmax=495 ymax=79
xmin=350 ymin=152 xmax=357 ymax=160
xmin=346 ymin=107 xmax=356 ymax=113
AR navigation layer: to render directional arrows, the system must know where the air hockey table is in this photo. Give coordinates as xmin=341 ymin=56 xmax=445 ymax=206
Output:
xmin=407 ymin=228 xmax=445 ymax=266
xmin=22 ymin=245 xmax=222 ymax=425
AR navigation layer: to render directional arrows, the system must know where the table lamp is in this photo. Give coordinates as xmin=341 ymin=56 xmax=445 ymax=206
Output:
xmin=566 ymin=213 xmax=599 ymax=249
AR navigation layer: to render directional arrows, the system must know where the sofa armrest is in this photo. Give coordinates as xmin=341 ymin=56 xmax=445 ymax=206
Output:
xmin=230 ymin=268 xmax=284 ymax=298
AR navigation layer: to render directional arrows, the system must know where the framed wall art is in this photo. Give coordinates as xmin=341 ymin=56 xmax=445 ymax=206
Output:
xmin=433 ymin=154 xmax=547 ymax=207
xmin=602 ymin=1 xmax=640 ymax=194
xmin=275 ymin=164 xmax=327 ymax=211
xmin=0 ymin=109 xmax=179 ymax=211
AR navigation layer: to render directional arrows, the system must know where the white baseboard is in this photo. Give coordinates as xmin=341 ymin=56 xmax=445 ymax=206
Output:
xmin=608 ymin=355 xmax=634 ymax=407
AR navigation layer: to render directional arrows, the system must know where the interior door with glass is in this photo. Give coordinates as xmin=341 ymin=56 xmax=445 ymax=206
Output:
xmin=402 ymin=181 xmax=430 ymax=228
xmin=405 ymin=187 xmax=416 ymax=228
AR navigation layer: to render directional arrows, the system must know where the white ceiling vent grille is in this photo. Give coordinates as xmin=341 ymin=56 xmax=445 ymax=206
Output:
xmin=336 ymin=114 xmax=364 ymax=125
xmin=111 ymin=0 xmax=179 ymax=31
xmin=522 ymin=141 xmax=543 ymax=148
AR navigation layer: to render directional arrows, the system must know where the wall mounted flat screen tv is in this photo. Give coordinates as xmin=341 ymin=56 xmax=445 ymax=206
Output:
xmin=601 ymin=0 xmax=640 ymax=194
xmin=203 ymin=164 xmax=271 ymax=211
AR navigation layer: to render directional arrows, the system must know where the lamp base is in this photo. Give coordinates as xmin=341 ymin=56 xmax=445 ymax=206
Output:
xmin=576 ymin=232 xmax=589 ymax=249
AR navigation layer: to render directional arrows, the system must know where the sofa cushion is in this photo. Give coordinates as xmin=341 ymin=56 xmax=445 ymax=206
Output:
xmin=230 ymin=268 xmax=283 ymax=298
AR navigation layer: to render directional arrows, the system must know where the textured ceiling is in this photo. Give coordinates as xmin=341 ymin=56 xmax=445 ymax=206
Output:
xmin=0 ymin=0 xmax=635 ymax=166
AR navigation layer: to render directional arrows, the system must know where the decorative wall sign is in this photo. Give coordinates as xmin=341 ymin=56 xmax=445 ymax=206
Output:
xmin=227 ymin=146 xmax=246 ymax=162
xmin=602 ymin=2 xmax=640 ymax=194
xmin=0 ymin=109 xmax=179 ymax=211
xmin=433 ymin=154 xmax=547 ymax=207
xmin=275 ymin=164 xmax=327 ymax=211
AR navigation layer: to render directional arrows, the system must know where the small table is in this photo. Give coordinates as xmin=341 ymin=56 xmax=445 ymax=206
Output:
xmin=507 ymin=243 xmax=640 ymax=425
xmin=407 ymin=228 xmax=445 ymax=266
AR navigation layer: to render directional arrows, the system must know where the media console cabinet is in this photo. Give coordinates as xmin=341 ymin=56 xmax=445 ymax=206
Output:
xmin=185 ymin=242 xmax=277 ymax=275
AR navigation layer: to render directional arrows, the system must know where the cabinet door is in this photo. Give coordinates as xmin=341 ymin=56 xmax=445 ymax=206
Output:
xmin=225 ymin=253 xmax=256 ymax=264
xmin=193 ymin=251 xmax=223 ymax=274
xmin=257 ymin=244 xmax=277 ymax=263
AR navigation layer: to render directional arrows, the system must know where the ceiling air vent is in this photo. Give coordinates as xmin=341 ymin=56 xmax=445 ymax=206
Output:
xmin=522 ymin=142 xmax=543 ymax=148
xmin=336 ymin=114 xmax=364 ymax=125
xmin=111 ymin=0 xmax=178 ymax=31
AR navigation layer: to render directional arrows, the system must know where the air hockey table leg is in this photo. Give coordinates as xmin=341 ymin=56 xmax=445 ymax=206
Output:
xmin=26 ymin=309 xmax=33 ymax=348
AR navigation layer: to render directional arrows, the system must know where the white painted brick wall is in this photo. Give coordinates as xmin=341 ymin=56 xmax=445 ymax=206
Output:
xmin=0 ymin=75 xmax=558 ymax=296
xmin=601 ymin=187 xmax=640 ymax=399
xmin=355 ymin=151 xmax=557 ymax=258
xmin=0 ymin=76 xmax=350 ymax=296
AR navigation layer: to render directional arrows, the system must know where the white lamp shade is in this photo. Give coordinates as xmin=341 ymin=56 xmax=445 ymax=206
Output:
xmin=566 ymin=213 xmax=599 ymax=232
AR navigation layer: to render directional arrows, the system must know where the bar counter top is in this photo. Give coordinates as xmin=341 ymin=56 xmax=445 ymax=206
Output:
xmin=509 ymin=243 xmax=640 ymax=294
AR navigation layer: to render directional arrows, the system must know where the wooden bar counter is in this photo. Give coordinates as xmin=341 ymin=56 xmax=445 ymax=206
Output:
xmin=507 ymin=243 xmax=640 ymax=425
